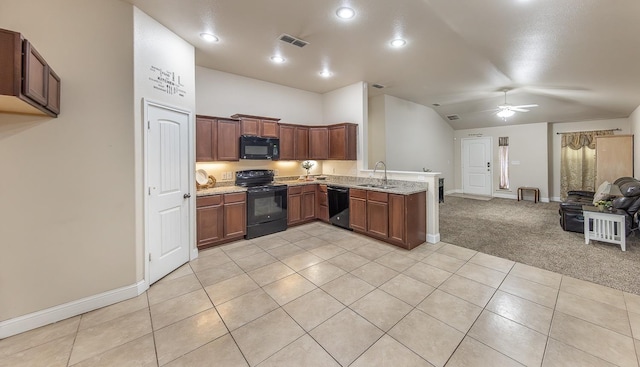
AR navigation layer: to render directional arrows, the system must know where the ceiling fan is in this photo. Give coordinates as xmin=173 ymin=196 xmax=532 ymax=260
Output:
xmin=493 ymin=90 xmax=538 ymax=120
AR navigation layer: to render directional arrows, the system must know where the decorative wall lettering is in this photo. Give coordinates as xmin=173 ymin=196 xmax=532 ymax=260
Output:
xmin=149 ymin=66 xmax=187 ymax=97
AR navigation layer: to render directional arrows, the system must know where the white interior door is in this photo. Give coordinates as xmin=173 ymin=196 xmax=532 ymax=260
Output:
xmin=146 ymin=102 xmax=191 ymax=284
xmin=462 ymin=137 xmax=492 ymax=196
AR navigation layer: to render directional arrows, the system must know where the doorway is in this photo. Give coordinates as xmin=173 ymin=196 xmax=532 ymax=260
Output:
xmin=462 ymin=137 xmax=493 ymax=196
xmin=144 ymin=100 xmax=192 ymax=285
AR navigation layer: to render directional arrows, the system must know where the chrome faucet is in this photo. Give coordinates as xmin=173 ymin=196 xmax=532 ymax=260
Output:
xmin=373 ymin=161 xmax=388 ymax=185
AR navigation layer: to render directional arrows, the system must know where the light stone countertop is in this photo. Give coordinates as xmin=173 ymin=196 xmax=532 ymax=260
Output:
xmin=196 ymin=175 xmax=427 ymax=197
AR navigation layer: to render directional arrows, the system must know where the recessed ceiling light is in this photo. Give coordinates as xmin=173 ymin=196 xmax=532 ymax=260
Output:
xmin=319 ymin=70 xmax=333 ymax=78
xmin=336 ymin=7 xmax=355 ymax=19
xmin=390 ymin=38 xmax=407 ymax=48
xmin=270 ymin=55 xmax=286 ymax=63
xmin=200 ymin=33 xmax=219 ymax=42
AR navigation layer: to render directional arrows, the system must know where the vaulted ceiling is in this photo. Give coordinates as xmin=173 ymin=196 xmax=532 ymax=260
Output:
xmin=126 ymin=0 xmax=640 ymax=129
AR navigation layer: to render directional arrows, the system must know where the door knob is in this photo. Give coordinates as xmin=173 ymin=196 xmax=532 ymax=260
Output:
xmin=183 ymin=193 xmax=191 ymax=199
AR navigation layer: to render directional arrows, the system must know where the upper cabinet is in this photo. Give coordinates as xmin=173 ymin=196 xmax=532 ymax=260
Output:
xmin=329 ymin=123 xmax=357 ymax=160
xmin=196 ymin=115 xmax=240 ymax=162
xmin=0 ymin=28 xmax=60 ymax=117
xmin=309 ymin=127 xmax=329 ymax=160
xmin=232 ymin=114 xmax=280 ymax=138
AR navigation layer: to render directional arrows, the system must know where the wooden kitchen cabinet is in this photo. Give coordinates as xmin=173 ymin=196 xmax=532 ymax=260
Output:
xmin=366 ymin=191 xmax=389 ymax=239
xmin=295 ymin=126 xmax=309 ymax=160
xmin=349 ymin=189 xmax=367 ymax=232
xmin=196 ymin=115 xmax=240 ymax=162
xmin=196 ymin=195 xmax=224 ymax=248
xmin=0 ymin=28 xmax=60 ymax=117
xmin=232 ymin=114 xmax=280 ymax=138
xmin=329 ymin=123 xmax=357 ymax=160
xmin=279 ymin=124 xmax=295 ymax=160
xmin=288 ymin=185 xmax=316 ymax=226
xmin=317 ymin=184 xmax=329 ymax=222
xmin=309 ymin=127 xmax=329 ymax=160
xmin=196 ymin=192 xmax=246 ymax=249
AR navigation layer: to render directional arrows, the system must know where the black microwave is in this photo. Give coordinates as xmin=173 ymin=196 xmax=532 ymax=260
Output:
xmin=240 ymin=135 xmax=280 ymax=160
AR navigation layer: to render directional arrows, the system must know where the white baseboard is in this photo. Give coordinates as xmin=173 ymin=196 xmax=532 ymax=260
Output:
xmin=493 ymin=192 xmax=517 ymax=200
xmin=446 ymin=189 xmax=462 ymax=195
xmin=427 ymin=233 xmax=440 ymax=244
xmin=0 ymin=280 xmax=145 ymax=339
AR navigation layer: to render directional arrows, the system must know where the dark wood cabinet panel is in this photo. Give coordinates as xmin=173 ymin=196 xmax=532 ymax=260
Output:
xmin=388 ymin=194 xmax=405 ymax=244
xmin=233 ymin=114 xmax=280 ymax=138
xmin=329 ymin=123 xmax=357 ymax=160
xmin=279 ymin=124 xmax=295 ymax=160
xmin=302 ymin=190 xmax=316 ymax=221
xmin=309 ymin=127 xmax=329 ymax=160
xmin=196 ymin=196 xmax=224 ymax=248
xmin=196 ymin=117 xmax=215 ymax=161
xmin=0 ymin=28 xmax=60 ymax=117
xmin=295 ymin=127 xmax=309 ymax=160
xmin=349 ymin=189 xmax=367 ymax=232
xmin=239 ymin=117 xmax=260 ymax=136
xmin=224 ymin=200 xmax=246 ymax=238
xmin=216 ymin=118 xmax=240 ymax=161
xmin=317 ymin=185 xmax=328 ymax=222
xmin=197 ymin=193 xmax=246 ymax=249
xmin=288 ymin=191 xmax=302 ymax=225
xmin=367 ymin=198 xmax=389 ymax=239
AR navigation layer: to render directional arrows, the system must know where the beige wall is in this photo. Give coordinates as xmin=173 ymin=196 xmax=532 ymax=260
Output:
xmin=195 ymin=67 xmax=323 ymax=124
xmin=630 ymin=105 xmax=640 ymax=176
xmin=367 ymin=94 xmax=386 ymax=167
xmin=0 ymin=0 xmax=135 ymax=321
xmin=549 ymin=118 xmax=631 ymax=201
xmin=454 ymin=123 xmax=549 ymax=200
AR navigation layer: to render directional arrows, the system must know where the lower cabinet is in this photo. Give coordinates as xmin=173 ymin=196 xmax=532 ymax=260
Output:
xmin=196 ymin=192 xmax=246 ymax=249
xmin=288 ymin=185 xmax=316 ymax=226
xmin=317 ymin=184 xmax=329 ymax=223
xmin=349 ymin=189 xmax=426 ymax=249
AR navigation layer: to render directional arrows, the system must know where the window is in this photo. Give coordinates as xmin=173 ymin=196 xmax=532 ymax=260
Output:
xmin=499 ymin=137 xmax=509 ymax=189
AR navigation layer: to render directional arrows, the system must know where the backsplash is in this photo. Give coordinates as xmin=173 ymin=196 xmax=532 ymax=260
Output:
xmin=196 ymin=160 xmax=324 ymax=182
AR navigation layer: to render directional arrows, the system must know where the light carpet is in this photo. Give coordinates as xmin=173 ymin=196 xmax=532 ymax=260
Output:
xmin=439 ymin=196 xmax=640 ymax=295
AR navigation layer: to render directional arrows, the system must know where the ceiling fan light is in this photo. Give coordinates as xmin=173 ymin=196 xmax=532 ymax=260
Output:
xmin=497 ymin=109 xmax=515 ymax=118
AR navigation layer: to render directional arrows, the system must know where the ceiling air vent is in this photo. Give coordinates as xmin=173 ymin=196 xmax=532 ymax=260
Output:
xmin=372 ymin=84 xmax=385 ymax=89
xmin=446 ymin=114 xmax=461 ymax=121
xmin=279 ymin=34 xmax=309 ymax=48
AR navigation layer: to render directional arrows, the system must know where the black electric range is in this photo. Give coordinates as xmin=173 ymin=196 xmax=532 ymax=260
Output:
xmin=235 ymin=170 xmax=288 ymax=239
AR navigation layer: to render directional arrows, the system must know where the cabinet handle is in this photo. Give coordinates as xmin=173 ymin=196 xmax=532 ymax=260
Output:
xmin=183 ymin=193 xmax=192 ymax=199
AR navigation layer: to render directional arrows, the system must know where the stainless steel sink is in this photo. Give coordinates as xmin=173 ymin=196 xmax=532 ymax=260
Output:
xmin=356 ymin=184 xmax=396 ymax=189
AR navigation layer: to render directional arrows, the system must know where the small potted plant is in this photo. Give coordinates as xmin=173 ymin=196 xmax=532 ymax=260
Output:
xmin=302 ymin=160 xmax=315 ymax=179
xmin=595 ymin=200 xmax=612 ymax=211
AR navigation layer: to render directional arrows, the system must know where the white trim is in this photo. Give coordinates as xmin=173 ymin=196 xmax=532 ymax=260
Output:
xmin=551 ymin=196 xmax=561 ymax=202
xmin=446 ymin=189 xmax=463 ymax=195
xmin=493 ymin=192 xmax=518 ymax=200
xmin=0 ymin=281 xmax=145 ymax=339
xmin=427 ymin=233 xmax=440 ymax=244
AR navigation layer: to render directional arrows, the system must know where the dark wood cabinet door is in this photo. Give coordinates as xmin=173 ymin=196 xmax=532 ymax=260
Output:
xmin=22 ymin=40 xmax=48 ymax=106
xmin=260 ymin=120 xmax=279 ymax=138
xmin=196 ymin=117 xmax=215 ymax=162
xmin=196 ymin=196 xmax=224 ymax=248
xmin=309 ymin=127 xmax=329 ymax=160
xmin=388 ymin=194 xmax=405 ymax=244
xmin=329 ymin=124 xmax=357 ymax=160
xmin=295 ymin=127 xmax=309 ymax=160
xmin=223 ymin=194 xmax=246 ymax=238
xmin=240 ymin=118 xmax=260 ymax=136
xmin=349 ymin=196 xmax=367 ymax=232
xmin=367 ymin=200 xmax=389 ymax=239
xmin=216 ymin=118 xmax=240 ymax=161
xmin=302 ymin=191 xmax=316 ymax=221
xmin=46 ymin=69 xmax=60 ymax=114
xmin=288 ymin=193 xmax=302 ymax=225
xmin=279 ymin=124 xmax=295 ymax=160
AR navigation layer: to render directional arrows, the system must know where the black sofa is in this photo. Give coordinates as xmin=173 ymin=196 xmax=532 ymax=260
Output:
xmin=559 ymin=177 xmax=640 ymax=235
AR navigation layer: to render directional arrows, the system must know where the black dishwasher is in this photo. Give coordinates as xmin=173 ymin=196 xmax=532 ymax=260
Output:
xmin=328 ymin=186 xmax=351 ymax=229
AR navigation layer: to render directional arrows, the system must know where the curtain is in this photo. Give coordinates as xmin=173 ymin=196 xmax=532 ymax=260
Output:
xmin=560 ymin=130 xmax=614 ymax=199
xmin=498 ymin=137 xmax=509 ymax=189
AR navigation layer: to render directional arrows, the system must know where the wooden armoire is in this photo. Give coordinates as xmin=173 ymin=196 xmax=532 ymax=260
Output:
xmin=595 ymin=135 xmax=634 ymax=187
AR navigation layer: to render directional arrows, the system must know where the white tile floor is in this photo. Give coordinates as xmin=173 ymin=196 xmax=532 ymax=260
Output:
xmin=2 ymin=222 xmax=640 ymax=366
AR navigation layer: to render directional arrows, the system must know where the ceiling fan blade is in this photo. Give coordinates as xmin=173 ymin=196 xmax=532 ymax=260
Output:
xmin=513 ymin=104 xmax=538 ymax=109
xmin=511 ymin=108 xmax=530 ymax=112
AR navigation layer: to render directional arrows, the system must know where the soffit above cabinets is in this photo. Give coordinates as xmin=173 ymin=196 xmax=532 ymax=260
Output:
xmin=126 ymin=0 xmax=640 ymax=129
